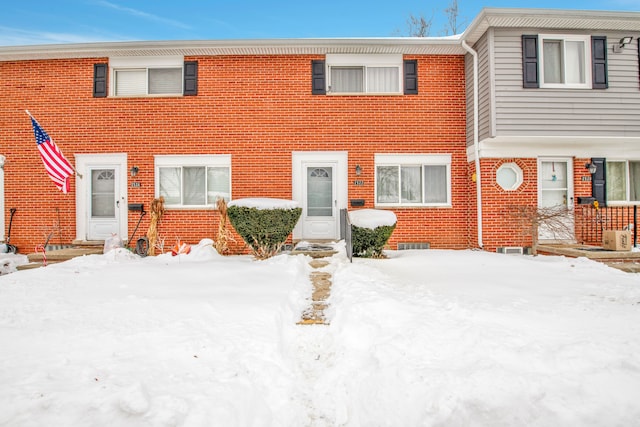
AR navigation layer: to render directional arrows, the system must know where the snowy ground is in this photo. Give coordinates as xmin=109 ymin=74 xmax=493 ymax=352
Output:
xmin=1 ymin=241 xmax=639 ymax=426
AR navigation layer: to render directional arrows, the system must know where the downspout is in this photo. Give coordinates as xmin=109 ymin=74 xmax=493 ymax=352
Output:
xmin=461 ymin=39 xmax=483 ymax=249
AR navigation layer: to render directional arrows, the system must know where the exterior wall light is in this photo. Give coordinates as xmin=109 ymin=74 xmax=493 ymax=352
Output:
xmin=613 ymin=36 xmax=633 ymax=52
xmin=355 ymin=164 xmax=362 ymax=176
xmin=130 ymin=166 xmax=139 ymax=177
xmin=619 ymin=36 xmax=633 ymax=48
xmin=585 ymin=162 xmax=597 ymax=174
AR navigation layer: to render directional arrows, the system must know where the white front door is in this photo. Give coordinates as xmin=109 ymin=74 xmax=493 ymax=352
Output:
xmin=538 ymin=158 xmax=575 ymax=242
xmin=292 ymin=152 xmax=348 ymax=241
xmin=76 ymin=154 xmax=127 ymax=241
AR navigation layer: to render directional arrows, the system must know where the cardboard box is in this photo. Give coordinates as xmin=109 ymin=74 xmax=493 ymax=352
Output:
xmin=602 ymin=230 xmax=632 ymax=251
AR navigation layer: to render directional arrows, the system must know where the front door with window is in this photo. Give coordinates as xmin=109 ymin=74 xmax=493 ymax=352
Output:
xmin=292 ymin=152 xmax=347 ymax=241
xmin=87 ymin=167 xmax=120 ymax=240
xmin=538 ymin=158 xmax=575 ymax=242
xmin=76 ymin=154 xmax=127 ymax=242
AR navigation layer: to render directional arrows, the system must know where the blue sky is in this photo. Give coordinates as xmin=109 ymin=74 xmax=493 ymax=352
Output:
xmin=1 ymin=0 xmax=639 ymax=45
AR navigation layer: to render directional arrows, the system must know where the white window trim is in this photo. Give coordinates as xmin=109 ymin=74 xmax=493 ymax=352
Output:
xmin=326 ymin=54 xmax=403 ymax=95
xmin=154 ymin=155 xmax=231 ymax=209
xmin=110 ymin=56 xmax=184 ymax=97
xmin=605 ymin=159 xmax=640 ymax=205
xmin=496 ymin=162 xmax=523 ymax=191
xmin=375 ymin=154 xmax=452 ymax=207
xmin=538 ymin=34 xmax=592 ymax=89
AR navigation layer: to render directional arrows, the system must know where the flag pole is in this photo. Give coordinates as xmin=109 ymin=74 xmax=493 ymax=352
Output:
xmin=25 ymin=110 xmax=83 ymax=179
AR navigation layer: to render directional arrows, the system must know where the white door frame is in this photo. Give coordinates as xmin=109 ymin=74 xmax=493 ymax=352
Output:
xmin=75 ymin=154 xmax=128 ymax=241
xmin=292 ymin=151 xmax=348 ymax=241
xmin=537 ymin=157 xmax=575 ymax=242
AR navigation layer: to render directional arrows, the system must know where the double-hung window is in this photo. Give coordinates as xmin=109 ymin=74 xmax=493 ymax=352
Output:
xmin=155 ymin=155 xmax=231 ymax=208
xmin=111 ymin=56 xmax=183 ymax=96
xmin=606 ymin=160 xmax=640 ymax=203
xmin=539 ymin=35 xmax=591 ymax=89
xmin=327 ymin=54 xmax=402 ymax=94
xmin=375 ymin=154 xmax=451 ymax=207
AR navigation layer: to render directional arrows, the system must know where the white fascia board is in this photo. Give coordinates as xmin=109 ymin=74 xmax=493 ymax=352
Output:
xmin=466 ymin=136 xmax=640 ymax=162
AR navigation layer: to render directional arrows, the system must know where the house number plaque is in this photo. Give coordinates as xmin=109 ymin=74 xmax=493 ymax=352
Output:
xmin=354 ymin=180 xmax=364 ymax=186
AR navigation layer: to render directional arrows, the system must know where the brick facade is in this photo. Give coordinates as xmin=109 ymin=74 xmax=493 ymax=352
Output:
xmin=0 ymin=53 xmax=471 ymax=253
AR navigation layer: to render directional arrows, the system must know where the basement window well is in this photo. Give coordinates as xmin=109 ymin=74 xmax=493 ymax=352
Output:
xmin=496 ymin=163 xmax=523 ymax=191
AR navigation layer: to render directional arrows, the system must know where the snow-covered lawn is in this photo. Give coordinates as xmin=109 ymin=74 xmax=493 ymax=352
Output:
xmin=1 ymin=242 xmax=639 ymax=426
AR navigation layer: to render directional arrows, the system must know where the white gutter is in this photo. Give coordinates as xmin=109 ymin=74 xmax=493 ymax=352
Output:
xmin=461 ymin=40 xmax=483 ymax=249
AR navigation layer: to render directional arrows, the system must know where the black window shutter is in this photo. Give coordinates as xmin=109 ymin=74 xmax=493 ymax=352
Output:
xmin=184 ymin=61 xmax=198 ymax=96
xmin=591 ymin=158 xmax=607 ymax=206
xmin=93 ymin=63 xmax=107 ymax=98
xmin=311 ymin=60 xmax=326 ymax=95
xmin=591 ymin=36 xmax=608 ymax=89
xmin=522 ymin=35 xmax=539 ymax=88
xmin=404 ymin=59 xmax=418 ymax=95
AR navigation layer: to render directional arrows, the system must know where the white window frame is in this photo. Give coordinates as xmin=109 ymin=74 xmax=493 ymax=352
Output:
xmin=110 ymin=56 xmax=184 ymax=97
xmin=375 ymin=154 xmax=452 ymax=207
xmin=496 ymin=162 xmax=523 ymax=191
xmin=539 ymin=34 xmax=592 ymax=89
xmin=154 ymin=155 xmax=231 ymax=209
xmin=326 ymin=54 xmax=403 ymax=95
xmin=606 ymin=160 xmax=640 ymax=205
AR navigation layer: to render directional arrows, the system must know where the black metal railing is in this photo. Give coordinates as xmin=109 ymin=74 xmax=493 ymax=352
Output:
xmin=576 ymin=205 xmax=637 ymax=246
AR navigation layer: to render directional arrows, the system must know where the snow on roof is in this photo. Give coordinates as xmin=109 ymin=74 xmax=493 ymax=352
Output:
xmin=228 ymin=198 xmax=299 ymax=210
xmin=349 ymin=209 xmax=397 ymax=229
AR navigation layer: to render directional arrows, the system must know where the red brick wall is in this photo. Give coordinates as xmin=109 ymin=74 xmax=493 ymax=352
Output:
xmin=476 ymin=157 xmax=598 ymax=252
xmin=0 ymin=54 xmax=469 ymax=254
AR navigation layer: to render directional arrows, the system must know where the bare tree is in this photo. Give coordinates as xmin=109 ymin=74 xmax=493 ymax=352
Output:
xmin=508 ymin=205 xmax=575 ymax=255
xmin=442 ymin=0 xmax=460 ymax=35
xmin=406 ymin=13 xmax=433 ymax=37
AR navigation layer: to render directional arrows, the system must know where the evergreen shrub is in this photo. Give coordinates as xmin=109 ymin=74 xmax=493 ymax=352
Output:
xmin=351 ymin=223 xmax=396 ymax=258
xmin=227 ymin=205 xmax=302 ymax=259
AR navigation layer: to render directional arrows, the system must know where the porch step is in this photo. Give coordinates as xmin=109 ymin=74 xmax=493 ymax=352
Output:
xmin=290 ymin=242 xmax=338 ymax=259
xmin=605 ymin=262 xmax=640 ymax=273
xmin=17 ymin=262 xmax=48 ymax=271
xmin=27 ymin=247 xmax=104 ymax=264
xmin=72 ymin=240 xmax=105 ymax=249
xmin=536 ymin=244 xmax=640 ymax=273
xmin=21 ymin=245 xmax=105 ymax=270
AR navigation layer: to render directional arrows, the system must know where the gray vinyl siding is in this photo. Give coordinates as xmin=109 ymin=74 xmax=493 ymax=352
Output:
xmin=466 ymin=31 xmax=493 ymax=147
xmin=491 ymin=28 xmax=640 ymax=138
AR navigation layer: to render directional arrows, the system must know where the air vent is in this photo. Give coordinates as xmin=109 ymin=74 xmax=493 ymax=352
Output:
xmin=497 ymin=246 xmax=524 ymax=255
xmin=398 ymin=242 xmax=430 ymax=250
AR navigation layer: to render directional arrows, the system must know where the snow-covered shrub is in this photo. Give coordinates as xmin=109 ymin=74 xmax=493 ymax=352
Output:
xmin=227 ymin=198 xmax=302 ymax=259
xmin=349 ymin=209 xmax=397 ymax=258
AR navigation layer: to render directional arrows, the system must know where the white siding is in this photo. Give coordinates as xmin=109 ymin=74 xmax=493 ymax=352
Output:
xmin=466 ymin=31 xmax=493 ymax=147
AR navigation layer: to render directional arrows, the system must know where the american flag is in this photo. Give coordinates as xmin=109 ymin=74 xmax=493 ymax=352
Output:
xmin=30 ymin=116 xmax=75 ymax=194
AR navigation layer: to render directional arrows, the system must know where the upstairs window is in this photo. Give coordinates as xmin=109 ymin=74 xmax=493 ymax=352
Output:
xmin=327 ymin=54 xmax=403 ymax=94
xmin=375 ymin=154 xmax=451 ymax=207
xmin=155 ymin=155 xmax=231 ymax=208
xmin=540 ymin=35 xmax=590 ymax=88
xmin=522 ymin=35 xmax=606 ymax=89
xmin=110 ymin=56 xmax=184 ymax=97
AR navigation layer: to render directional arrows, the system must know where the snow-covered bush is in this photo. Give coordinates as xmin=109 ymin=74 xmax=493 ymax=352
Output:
xmin=349 ymin=209 xmax=397 ymax=258
xmin=227 ymin=198 xmax=302 ymax=259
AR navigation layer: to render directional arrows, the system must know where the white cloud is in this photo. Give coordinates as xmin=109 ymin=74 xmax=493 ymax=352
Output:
xmin=0 ymin=26 xmax=119 ymax=45
xmin=94 ymin=1 xmax=192 ymax=30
